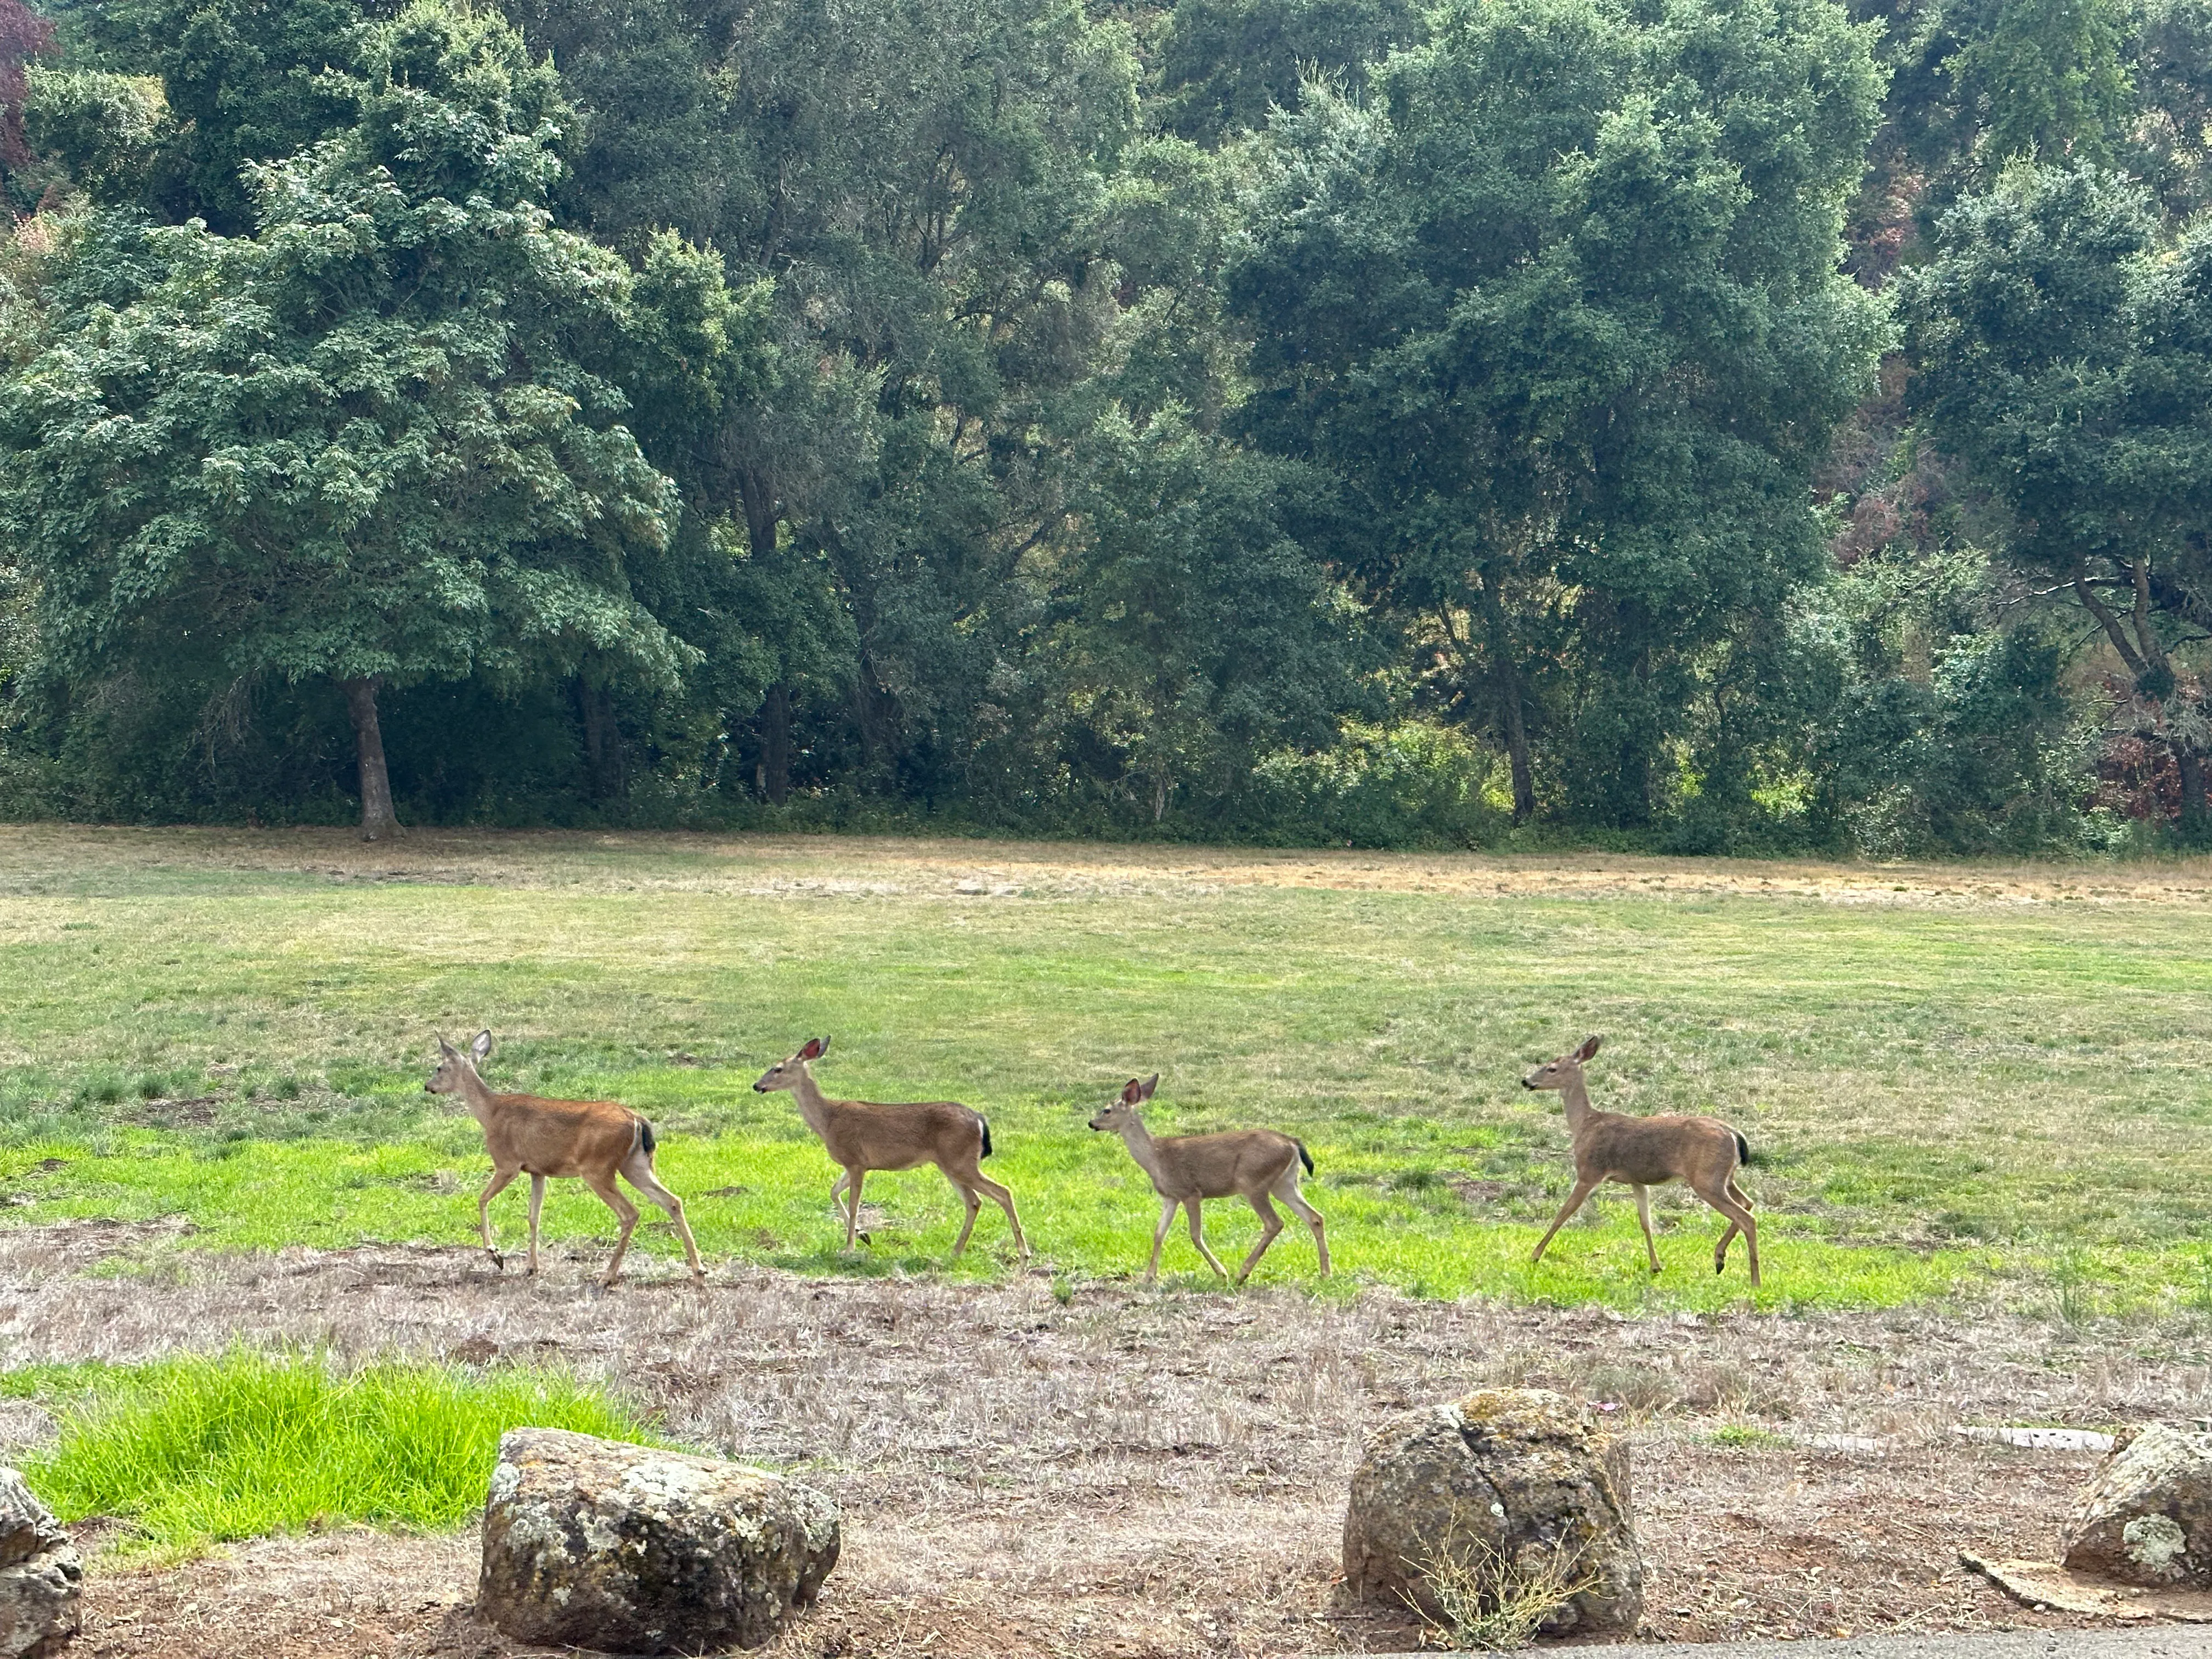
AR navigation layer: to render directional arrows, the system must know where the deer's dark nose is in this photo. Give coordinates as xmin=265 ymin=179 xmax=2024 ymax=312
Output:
xmin=1521 ymin=1077 xmax=1536 ymax=1090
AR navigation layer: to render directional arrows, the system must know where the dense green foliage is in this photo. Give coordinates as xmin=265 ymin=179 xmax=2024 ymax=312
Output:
xmin=0 ymin=0 xmax=2205 ymax=849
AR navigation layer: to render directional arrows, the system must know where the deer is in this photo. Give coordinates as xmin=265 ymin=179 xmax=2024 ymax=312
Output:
xmin=424 ymin=1030 xmax=705 ymax=1289
xmin=1521 ymin=1035 xmax=1759 ymax=1286
xmin=1087 ymin=1074 xmax=1329 ymax=1286
xmin=752 ymin=1037 xmax=1029 ymax=1260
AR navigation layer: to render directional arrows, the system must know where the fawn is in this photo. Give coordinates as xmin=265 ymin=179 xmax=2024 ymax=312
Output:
xmin=1088 ymin=1074 xmax=1329 ymax=1284
xmin=1523 ymin=1035 xmax=1759 ymax=1286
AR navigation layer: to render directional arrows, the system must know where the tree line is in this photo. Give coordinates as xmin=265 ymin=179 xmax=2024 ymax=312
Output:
xmin=0 ymin=0 xmax=2204 ymax=851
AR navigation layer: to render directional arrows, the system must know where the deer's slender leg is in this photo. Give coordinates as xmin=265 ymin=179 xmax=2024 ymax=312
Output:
xmin=967 ymin=1171 xmax=1028 ymax=1259
xmin=1186 ymin=1198 xmax=1231 ymax=1280
xmin=1275 ymin=1173 xmax=1329 ymax=1276
xmin=478 ymin=1166 xmax=520 ymax=1267
xmin=1531 ymin=1176 xmax=1601 ymax=1265
xmin=1146 ymin=1197 xmax=1177 ymax=1283
xmin=1235 ymin=1190 xmax=1285 ymax=1285
xmin=1696 ymin=1182 xmax=1759 ymax=1288
xmin=1632 ymin=1182 xmax=1662 ymax=1274
xmin=622 ymin=1150 xmax=706 ymax=1282
xmin=526 ymin=1174 xmax=547 ymax=1276
xmin=842 ymin=1169 xmax=867 ymax=1251
xmin=1713 ymin=1176 xmax=1753 ymax=1273
xmin=945 ymin=1169 xmax=983 ymax=1258
xmin=586 ymin=1173 xmax=641 ymax=1288
xmin=829 ymin=1170 xmax=849 ymax=1211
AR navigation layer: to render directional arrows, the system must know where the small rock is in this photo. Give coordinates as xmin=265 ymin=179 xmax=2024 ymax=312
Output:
xmin=478 ymin=1427 xmax=839 ymax=1654
xmin=1341 ymin=1387 xmax=1642 ymax=1637
xmin=2063 ymin=1424 xmax=2212 ymax=1587
xmin=0 ymin=1466 xmax=81 ymax=1659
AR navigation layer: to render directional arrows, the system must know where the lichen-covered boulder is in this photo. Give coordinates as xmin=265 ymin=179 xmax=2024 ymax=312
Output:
xmin=0 ymin=1467 xmax=81 ymax=1659
xmin=478 ymin=1427 xmax=839 ymax=1654
xmin=2063 ymin=1424 xmax=2212 ymax=1588
xmin=1342 ymin=1387 xmax=1642 ymax=1637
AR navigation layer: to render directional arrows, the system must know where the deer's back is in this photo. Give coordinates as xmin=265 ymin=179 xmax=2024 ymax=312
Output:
xmin=817 ymin=1098 xmax=983 ymax=1172
xmin=1150 ymin=1128 xmax=1301 ymax=1200
xmin=482 ymin=1091 xmax=639 ymax=1177
xmin=1579 ymin=1111 xmax=1738 ymax=1186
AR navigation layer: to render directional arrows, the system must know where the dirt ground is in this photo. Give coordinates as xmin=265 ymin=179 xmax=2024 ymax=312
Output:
xmin=0 ymin=1226 xmax=2202 ymax=1658
xmin=8 ymin=820 xmax=2212 ymax=909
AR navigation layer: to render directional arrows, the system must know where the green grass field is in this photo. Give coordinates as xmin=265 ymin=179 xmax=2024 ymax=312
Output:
xmin=3 ymin=826 xmax=2209 ymax=1314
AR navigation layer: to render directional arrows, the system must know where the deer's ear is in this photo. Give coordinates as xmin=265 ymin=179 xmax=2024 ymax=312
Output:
xmin=436 ymin=1036 xmax=457 ymax=1058
xmin=1139 ymin=1073 xmax=1159 ymax=1100
xmin=471 ymin=1030 xmax=493 ymax=1061
xmin=1121 ymin=1078 xmax=1142 ymax=1104
xmin=799 ymin=1037 xmax=825 ymax=1061
xmin=1576 ymin=1034 xmax=1602 ymax=1061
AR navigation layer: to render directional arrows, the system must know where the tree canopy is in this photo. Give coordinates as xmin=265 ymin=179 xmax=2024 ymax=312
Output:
xmin=0 ymin=0 xmax=2206 ymax=850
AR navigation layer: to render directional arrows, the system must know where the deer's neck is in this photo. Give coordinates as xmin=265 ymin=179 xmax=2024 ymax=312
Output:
xmin=790 ymin=1065 xmax=835 ymax=1135
xmin=1116 ymin=1114 xmax=1169 ymax=1187
xmin=455 ymin=1066 xmax=501 ymax=1127
xmin=1559 ymin=1073 xmax=1600 ymax=1138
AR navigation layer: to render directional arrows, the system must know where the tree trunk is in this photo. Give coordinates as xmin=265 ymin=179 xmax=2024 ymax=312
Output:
xmin=759 ymin=682 xmax=792 ymax=805
xmin=2177 ymin=741 xmax=2210 ymax=845
xmin=578 ymin=675 xmax=624 ymax=801
xmin=1472 ymin=567 xmax=1535 ymax=823
xmin=342 ymin=677 xmax=401 ymax=842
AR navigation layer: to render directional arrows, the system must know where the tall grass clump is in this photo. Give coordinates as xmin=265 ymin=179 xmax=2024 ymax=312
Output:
xmin=22 ymin=1347 xmax=659 ymax=1555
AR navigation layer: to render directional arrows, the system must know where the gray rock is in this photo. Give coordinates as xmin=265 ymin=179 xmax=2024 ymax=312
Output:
xmin=2064 ymin=1424 xmax=2212 ymax=1587
xmin=478 ymin=1427 xmax=839 ymax=1654
xmin=1341 ymin=1387 xmax=1643 ymax=1637
xmin=0 ymin=1467 xmax=80 ymax=1659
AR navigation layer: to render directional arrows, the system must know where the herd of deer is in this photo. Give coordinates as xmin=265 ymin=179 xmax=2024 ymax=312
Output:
xmin=423 ymin=1030 xmax=1760 ymax=1291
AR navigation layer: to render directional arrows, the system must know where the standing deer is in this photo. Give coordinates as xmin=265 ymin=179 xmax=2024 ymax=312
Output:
xmin=1522 ymin=1035 xmax=1759 ymax=1286
xmin=752 ymin=1037 xmax=1029 ymax=1260
xmin=424 ymin=1031 xmax=705 ymax=1288
xmin=1088 ymin=1074 xmax=1329 ymax=1285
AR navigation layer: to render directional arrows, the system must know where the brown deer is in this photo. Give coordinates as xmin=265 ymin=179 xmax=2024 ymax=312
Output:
xmin=752 ymin=1037 xmax=1029 ymax=1260
xmin=1088 ymin=1074 xmax=1329 ymax=1285
xmin=424 ymin=1031 xmax=705 ymax=1288
xmin=1522 ymin=1035 xmax=1759 ymax=1286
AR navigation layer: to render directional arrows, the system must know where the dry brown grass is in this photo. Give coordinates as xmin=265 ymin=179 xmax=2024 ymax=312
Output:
xmin=9 ymin=820 xmax=2212 ymax=907
xmin=4 ymin=1225 xmax=2202 ymax=1658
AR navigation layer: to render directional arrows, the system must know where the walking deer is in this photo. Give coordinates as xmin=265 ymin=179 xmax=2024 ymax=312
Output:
xmin=752 ymin=1037 xmax=1029 ymax=1259
xmin=1522 ymin=1035 xmax=1759 ymax=1286
xmin=1088 ymin=1074 xmax=1329 ymax=1285
xmin=424 ymin=1031 xmax=705 ymax=1288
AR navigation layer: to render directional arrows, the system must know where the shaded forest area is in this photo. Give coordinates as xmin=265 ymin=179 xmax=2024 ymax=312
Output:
xmin=0 ymin=0 xmax=2206 ymax=853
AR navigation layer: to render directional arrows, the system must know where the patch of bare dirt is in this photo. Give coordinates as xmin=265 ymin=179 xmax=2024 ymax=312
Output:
xmin=3 ymin=1233 xmax=2201 ymax=1657
xmin=6 ymin=822 xmax=2211 ymax=909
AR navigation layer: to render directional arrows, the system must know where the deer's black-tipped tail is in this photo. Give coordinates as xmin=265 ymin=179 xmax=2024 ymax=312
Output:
xmin=1733 ymin=1129 xmax=1753 ymax=1167
xmin=980 ymin=1117 xmax=995 ymax=1160
xmin=1297 ymin=1140 xmax=1315 ymax=1176
xmin=639 ymin=1117 xmax=658 ymax=1159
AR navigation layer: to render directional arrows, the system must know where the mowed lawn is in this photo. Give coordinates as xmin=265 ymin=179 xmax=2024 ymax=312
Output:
xmin=2 ymin=825 xmax=2209 ymax=1313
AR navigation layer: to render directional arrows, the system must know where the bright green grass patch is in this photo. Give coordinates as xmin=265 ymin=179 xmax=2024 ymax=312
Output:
xmin=18 ymin=1348 xmax=659 ymax=1557
xmin=10 ymin=1126 xmax=2006 ymax=1312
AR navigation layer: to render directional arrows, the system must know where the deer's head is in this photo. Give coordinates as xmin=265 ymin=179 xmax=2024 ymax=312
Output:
xmin=1088 ymin=1073 xmax=1158 ymax=1131
xmin=754 ymin=1037 xmax=828 ymax=1092
xmin=426 ymin=1030 xmax=493 ymax=1093
xmin=1522 ymin=1034 xmax=1600 ymax=1091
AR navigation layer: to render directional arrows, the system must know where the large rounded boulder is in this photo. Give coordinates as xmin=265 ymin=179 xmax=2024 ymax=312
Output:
xmin=478 ymin=1427 xmax=840 ymax=1654
xmin=1342 ymin=1387 xmax=1643 ymax=1637
xmin=2063 ymin=1424 xmax=2212 ymax=1587
xmin=0 ymin=1466 xmax=81 ymax=1659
